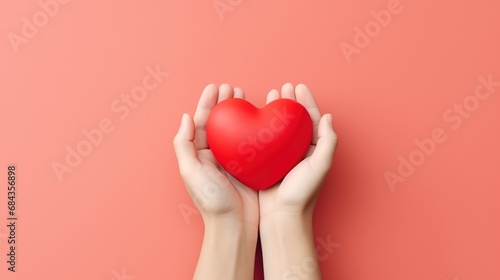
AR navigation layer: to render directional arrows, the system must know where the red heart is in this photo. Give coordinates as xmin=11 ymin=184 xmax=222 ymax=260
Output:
xmin=206 ymin=98 xmax=313 ymax=190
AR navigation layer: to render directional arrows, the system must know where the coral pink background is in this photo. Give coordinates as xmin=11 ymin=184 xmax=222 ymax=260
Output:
xmin=1 ymin=0 xmax=499 ymax=279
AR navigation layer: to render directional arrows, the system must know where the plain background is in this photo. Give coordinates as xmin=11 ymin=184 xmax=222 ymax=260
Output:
xmin=1 ymin=0 xmax=499 ymax=279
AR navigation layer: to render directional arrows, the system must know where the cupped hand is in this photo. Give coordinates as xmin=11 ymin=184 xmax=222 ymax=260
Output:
xmin=173 ymin=84 xmax=259 ymax=227
xmin=259 ymin=83 xmax=338 ymax=221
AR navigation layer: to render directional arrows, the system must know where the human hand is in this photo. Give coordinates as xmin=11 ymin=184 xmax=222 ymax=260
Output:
xmin=258 ymin=83 xmax=338 ymax=280
xmin=173 ymin=84 xmax=259 ymax=227
xmin=259 ymin=83 xmax=338 ymax=221
xmin=173 ymin=84 xmax=259 ymax=280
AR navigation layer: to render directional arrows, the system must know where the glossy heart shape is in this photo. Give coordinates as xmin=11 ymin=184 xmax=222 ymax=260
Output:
xmin=206 ymin=98 xmax=313 ymax=190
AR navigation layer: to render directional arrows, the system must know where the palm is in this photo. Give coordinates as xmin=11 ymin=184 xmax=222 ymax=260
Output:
xmin=174 ymin=84 xmax=259 ymax=226
xmin=259 ymin=146 xmax=319 ymax=217
xmin=194 ymin=148 xmax=258 ymax=220
xmin=259 ymin=84 xmax=335 ymax=217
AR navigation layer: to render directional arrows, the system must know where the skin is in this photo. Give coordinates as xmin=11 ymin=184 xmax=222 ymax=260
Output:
xmin=173 ymin=83 xmax=338 ymax=280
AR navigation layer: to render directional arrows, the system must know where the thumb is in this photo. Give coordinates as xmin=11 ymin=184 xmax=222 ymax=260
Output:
xmin=309 ymin=114 xmax=338 ymax=176
xmin=173 ymin=114 xmax=199 ymax=173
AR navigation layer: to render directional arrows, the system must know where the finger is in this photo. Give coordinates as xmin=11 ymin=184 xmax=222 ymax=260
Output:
xmin=234 ymin=87 xmax=245 ymax=99
xmin=304 ymin=145 xmax=315 ymax=158
xmin=266 ymin=89 xmax=279 ymax=104
xmin=218 ymin=83 xmax=234 ymax=103
xmin=295 ymin=84 xmax=322 ymax=145
xmin=173 ymin=114 xmax=200 ymax=175
xmin=281 ymin=82 xmax=296 ymax=100
xmin=309 ymin=114 xmax=338 ymax=176
xmin=193 ymin=84 xmax=219 ymax=150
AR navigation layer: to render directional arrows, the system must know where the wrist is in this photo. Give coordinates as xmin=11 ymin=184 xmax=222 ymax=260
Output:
xmin=259 ymin=209 xmax=313 ymax=236
xmin=203 ymin=215 xmax=258 ymax=243
xmin=258 ymin=211 xmax=321 ymax=279
xmin=202 ymin=209 xmax=259 ymax=235
xmin=194 ymin=216 xmax=258 ymax=280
